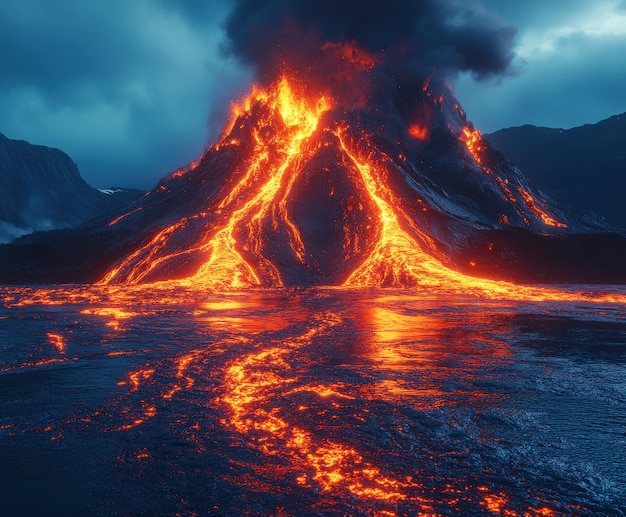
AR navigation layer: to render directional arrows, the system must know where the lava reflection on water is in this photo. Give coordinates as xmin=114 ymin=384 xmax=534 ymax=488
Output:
xmin=0 ymin=285 xmax=624 ymax=515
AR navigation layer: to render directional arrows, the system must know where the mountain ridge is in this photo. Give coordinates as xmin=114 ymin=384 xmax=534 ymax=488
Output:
xmin=0 ymin=132 xmax=143 ymax=243
xmin=486 ymin=113 xmax=626 ymax=229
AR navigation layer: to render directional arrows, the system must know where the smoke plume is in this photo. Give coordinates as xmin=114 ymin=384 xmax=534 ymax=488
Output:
xmin=224 ymin=0 xmax=517 ymax=100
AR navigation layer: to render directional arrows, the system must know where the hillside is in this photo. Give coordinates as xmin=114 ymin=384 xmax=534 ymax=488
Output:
xmin=0 ymin=132 xmax=142 ymax=242
xmin=486 ymin=114 xmax=626 ymax=229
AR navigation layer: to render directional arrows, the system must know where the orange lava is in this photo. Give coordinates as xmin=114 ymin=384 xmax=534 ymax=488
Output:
xmin=461 ymin=126 xmax=487 ymax=166
xmin=103 ymin=77 xmax=331 ymax=288
xmin=94 ymin=76 xmax=624 ymax=307
xmin=460 ymin=126 xmax=567 ymax=229
xmin=108 ymin=206 xmax=143 ymax=227
xmin=169 ymin=158 xmax=201 ymax=179
xmin=518 ymin=188 xmax=568 ymax=228
xmin=220 ymin=314 xmax=411 ymax=503
xmin=47 ymin=332 xmax=66 ymax=354
xmin=190 ymin=78 xmax=331 ymax=288
xmin=409 ymin=123 xmax=429 ymax=140
xmin=2 ymin=285 xmax=620 ymax=514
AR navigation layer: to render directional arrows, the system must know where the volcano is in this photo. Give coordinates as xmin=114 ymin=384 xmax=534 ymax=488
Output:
xmin=1 ymin=72 xmax=625 ymax=287
xmin=3 ymin=2 xmax=626 ymax=287
xmin=95 ymin=75 xmax=622 ymax=289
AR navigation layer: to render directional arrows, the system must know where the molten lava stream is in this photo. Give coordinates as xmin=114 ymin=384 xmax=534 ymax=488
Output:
xmin=461 ymin=125 xmax=567 ymax=229
xmin=336 ymin=128 xmax=449 ymax=288
xmin=333 ymin=129 xmax=626 ymax=305
xmin=103 ymin=78 xmax=332 ymax=289
xmin=191 ymin=79 xmax=331 ymax=289
xmin=96 ymin=77 xmax=626 ymax=307
xmin=220 ymin=312 xmax=414 ymax=507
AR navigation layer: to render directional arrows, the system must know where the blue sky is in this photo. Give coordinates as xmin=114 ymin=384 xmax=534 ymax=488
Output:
xmin=1 ymin=0 xmax=624 ymax=189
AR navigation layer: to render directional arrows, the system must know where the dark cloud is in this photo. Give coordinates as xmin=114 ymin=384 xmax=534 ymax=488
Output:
xmin=0 ymin=0 xmax=249 ymax=189
xmin=478 ymin=0 xmax=592 ymax=31
xmin=454 ymin=0 xmax=626 ymax=132
xmin=455 ymin=32 xmax=626 ymax=132
xmin=224 ymin=0 xmax=517 ymax=86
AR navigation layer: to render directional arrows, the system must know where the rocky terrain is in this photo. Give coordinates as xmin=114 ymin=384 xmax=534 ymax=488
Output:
xmin=487 ymin=114 xmax=626 ymax=230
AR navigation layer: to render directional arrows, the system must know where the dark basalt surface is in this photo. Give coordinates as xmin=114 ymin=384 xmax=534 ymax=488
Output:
xmin=486 ymin=113 xmax=626 ymax=230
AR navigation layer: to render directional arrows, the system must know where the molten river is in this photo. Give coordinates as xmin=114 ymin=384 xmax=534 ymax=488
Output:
xmin=1 ymin=285 xmax=625 ymax=515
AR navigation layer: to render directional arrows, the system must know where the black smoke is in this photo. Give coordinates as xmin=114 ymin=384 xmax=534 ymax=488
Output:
xmin=224 ymin=0 xmax=517 ymax=88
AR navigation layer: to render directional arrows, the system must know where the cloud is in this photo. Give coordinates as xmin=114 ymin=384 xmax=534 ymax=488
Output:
xmin=454 ymin=0 xmax=626 ymax=131
xmin=224 ymin=0 xmax=517 ymax=82
xmin=220 ymin=0 xmax=517 ymax=136
xmin=0 ymin=0 xmax=250 ymax=189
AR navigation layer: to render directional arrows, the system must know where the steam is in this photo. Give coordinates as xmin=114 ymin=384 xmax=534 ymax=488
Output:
xmin=224 ymin=0 xmax=517 ymax=99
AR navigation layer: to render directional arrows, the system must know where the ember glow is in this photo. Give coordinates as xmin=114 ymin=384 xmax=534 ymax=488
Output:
xmin=408 ymin=123 xmax=429 ymax=141
xmin=461 ymin=126 xmax=487 ymax=165
xmin=46 ymin=332 xmax=66 ymax=354
xmin=460 ymin=124 xmax=568 ymax=229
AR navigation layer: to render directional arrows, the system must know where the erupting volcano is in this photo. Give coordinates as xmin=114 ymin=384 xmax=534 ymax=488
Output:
xmin=3 ymin=4 xmax=626 ymax=516
xmin=100 ymin=71 xmax=611 ymax=293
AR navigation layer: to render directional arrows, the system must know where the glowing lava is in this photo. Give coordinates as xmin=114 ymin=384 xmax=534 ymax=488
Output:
xmin=98 ymin=75 xmax=626 ymax=306
xmin=220 ymin=313 xmax=411 ymax=504
xmin=103 ymin=78 xmax=331 ymax=289
xmin=409 ymin=124 xmax=429 ymax=141
xmin=191 ymin=79 xmax=331 ymax=288
xmin=460 ymin=125 xmax=568 ymax=229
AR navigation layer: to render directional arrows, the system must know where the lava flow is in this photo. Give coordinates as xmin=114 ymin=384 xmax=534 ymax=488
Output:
xmin=102 ymin=78 xmax=332 ymax=288
xmin=99 ymin=74 xmax=626 ymax=305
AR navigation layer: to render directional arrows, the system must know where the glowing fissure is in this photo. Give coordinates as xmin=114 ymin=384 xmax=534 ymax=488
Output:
xmin=518 ymin=188 xmax=568 ymax=228
xmin=108 ymin=206 xmax=143 ymax=227
xmin=101 ymin=218 xmax=196 ymax=284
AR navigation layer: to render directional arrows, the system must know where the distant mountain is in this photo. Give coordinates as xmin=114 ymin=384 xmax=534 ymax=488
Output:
xmin=486 ymin=114 xmax=626 ymax=230
xmin=0 ymin=132 xmax=142 ymax=243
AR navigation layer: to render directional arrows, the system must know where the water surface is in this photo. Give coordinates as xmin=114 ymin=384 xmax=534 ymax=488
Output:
xmin=1 ymin=286 xmax=625 ymax=515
